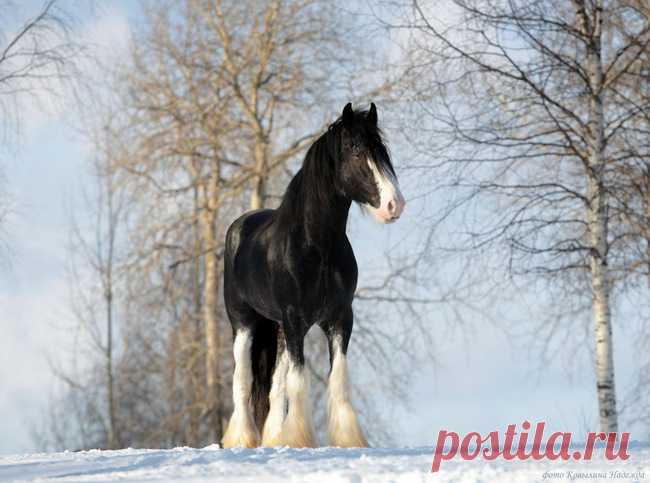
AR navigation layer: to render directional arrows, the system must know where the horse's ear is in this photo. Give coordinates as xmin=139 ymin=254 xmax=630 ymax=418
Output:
xmin=342 ymin=102 xmax=354 ymax=126
xmin=368 ymin=102 xmax=377 ymax=126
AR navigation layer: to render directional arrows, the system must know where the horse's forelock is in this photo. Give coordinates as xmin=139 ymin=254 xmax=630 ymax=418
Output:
xmin=366 ymin=126 xmax=395 ymax=178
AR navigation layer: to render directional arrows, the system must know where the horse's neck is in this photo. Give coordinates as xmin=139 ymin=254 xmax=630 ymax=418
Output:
xmin=276 ymin=170 xmax=351 ymax=248
xmin=304 ymin=197 xmax=351 ymax=247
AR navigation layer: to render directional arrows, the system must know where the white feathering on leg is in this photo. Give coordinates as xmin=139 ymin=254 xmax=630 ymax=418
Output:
xmin=222 ymin=330 xmax=260 ymax=448
xmin=282 ymin=361 xmax=315 ymax=448
xmin=327 ymin=336 xmax=368 ymax=447
xmin=261 ymin=349 xmax=289 ymax=446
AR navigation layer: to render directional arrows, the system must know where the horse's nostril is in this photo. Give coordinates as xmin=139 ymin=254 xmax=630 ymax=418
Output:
xmin=387 ymin=200 xmax=395 ymax=214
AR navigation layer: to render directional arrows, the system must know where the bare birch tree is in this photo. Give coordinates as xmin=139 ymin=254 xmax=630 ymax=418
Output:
xmin=399 ymin=0 xmax=650 ymax=432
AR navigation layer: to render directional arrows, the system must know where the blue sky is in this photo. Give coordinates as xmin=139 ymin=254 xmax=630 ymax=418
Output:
xmin=0 ymin=0 xmax=646 ymax=455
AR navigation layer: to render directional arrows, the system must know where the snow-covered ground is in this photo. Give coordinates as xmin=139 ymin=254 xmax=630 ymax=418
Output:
xmin=1 ymin=445 xmax=649 ymax=482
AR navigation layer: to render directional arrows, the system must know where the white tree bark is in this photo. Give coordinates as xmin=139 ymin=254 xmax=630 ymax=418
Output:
xmin=202 ymin=171 xmax=224 ymax=442
xmin=588 ymin=176 xmax=618 ymax=433
xmin=584 ymin=0 xmax=618 ymax=433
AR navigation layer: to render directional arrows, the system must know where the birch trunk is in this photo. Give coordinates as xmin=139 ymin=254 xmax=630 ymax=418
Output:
xmin=585 ymin=1 xmax=618 ymax=433
xmin=250 ymin=137 xmax=268 ymax=210
xmin=588 ymin=177 xmax=618 ymax=433
xmin=645 ymin=168 xmax=650 ymax=290
xmin=104 ymin=173 xmax=118 ymax=450
xmin=185 ymin=184 xmax=202 ymax=446
xmin=106 ymin=284 xmax=117 ymax=449
xmin=202 ymin=172 xmax=223 ymax=442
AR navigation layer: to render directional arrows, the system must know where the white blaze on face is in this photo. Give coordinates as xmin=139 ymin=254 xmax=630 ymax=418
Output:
xmin=365 ymin=158 xmax=405 ymax=223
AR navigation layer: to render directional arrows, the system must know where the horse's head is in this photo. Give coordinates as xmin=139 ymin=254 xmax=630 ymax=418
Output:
xmin=336 ymin=102 xmax=405 ymax=224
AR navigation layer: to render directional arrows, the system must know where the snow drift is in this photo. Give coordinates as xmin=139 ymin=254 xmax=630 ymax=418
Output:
xmin=1 ymin=445 xmax=649 ymax=482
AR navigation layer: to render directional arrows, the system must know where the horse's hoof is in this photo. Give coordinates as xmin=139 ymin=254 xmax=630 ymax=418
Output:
xmin=281 ymin=428 xmax=315 ymax=448
xmin=283 ymin=439 xmax=315 ymax=448
xmin=221 ymin=435 xmax=260 ymax=449
xmin=221 ymin=420 xmax=260 ymax=449
xmin=261 ymin=434 xmax=285 ymax=447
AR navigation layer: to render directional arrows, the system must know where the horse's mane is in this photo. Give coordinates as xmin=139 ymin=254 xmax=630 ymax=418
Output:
xmin=275 ymin=118 xmax=343 ymax=226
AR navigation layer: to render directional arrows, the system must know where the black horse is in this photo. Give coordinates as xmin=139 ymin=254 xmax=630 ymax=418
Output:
xmin=221 ymin=103 xmax=405 ymax=448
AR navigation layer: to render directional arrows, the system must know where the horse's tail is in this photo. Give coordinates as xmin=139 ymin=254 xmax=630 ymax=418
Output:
xmin=250 ymin=322 xmax=280 ymax=430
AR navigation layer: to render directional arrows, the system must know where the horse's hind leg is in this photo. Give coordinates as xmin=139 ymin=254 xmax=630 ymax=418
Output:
xmin=261 ymin=330 xmax=288 ymax=446
xmin=281 ymin=308 xmax=316 ymax=448
xmin=322 ymin=307 xmax=369 ymax=447
xmin=222 ymin=328 xmax=260 ymax=448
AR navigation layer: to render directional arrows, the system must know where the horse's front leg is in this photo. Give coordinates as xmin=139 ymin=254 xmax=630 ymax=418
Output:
xmin=321 ymin=307 xmax=369 ymax=447
xmin=281 ymin=307 xmax=316 ymax=448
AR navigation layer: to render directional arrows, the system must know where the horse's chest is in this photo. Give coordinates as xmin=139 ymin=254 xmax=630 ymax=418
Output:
xmin=273 ymin=247 xmax=357 ymax=319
